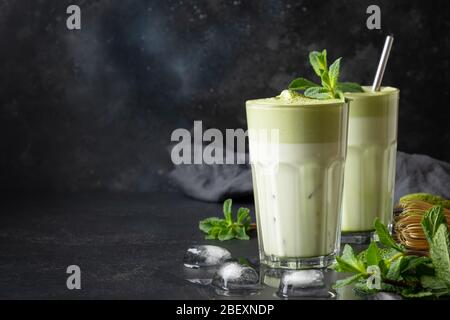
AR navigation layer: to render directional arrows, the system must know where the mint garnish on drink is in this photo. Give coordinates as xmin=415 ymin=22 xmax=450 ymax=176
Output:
xmin=199 ymin=199 xmax=254 ymax=241
xmin=288 ymin=49 xmax=364 ymax=99
xmin=333 ymin=205 xmax=450 ymax=299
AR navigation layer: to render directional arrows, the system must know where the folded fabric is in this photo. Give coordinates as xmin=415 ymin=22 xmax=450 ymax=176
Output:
xmin=394 ymin=151 xmax=450 ymax=201
xmin=169 ymin=151 xmax=450 ymax=203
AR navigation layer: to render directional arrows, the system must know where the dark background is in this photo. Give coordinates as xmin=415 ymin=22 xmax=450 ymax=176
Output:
xmin=1 ymin=0 xmax=449 ymax=194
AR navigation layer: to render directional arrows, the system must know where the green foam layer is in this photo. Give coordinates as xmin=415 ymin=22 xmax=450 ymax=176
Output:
xmin=247 ymin=89 xmax=344 ymax=107
xmin=345 ymin=86 xmax=399 ymax=118
xmin=246 ymin=91 xmax=348 ymax=144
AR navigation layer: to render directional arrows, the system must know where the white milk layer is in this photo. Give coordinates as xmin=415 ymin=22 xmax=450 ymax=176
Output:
xmin=250 ymin=142 xmax=345 ymax=258
xmin=342 ymin=117 xmax=397 ymax=232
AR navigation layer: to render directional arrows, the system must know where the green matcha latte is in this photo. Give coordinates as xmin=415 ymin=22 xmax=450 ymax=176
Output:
xmin=342 ymin=86 xmax=399 ymax=237
xmin=246 ymin=90 xmax=349 ymax=269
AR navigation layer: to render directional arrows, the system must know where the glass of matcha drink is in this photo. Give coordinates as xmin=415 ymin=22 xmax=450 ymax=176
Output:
xmin=246 ymin=89 xmax=349 ymax=269
xmin=341 ymin=86 xmax=399 ymax=242
xmin=341 ymin=35 xmax=399 ymax=242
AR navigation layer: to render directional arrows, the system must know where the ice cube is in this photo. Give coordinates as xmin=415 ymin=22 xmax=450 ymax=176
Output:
xmin=212 ymin=262 xmax=260 ymax=295
xmin=185 ymin=278 xmax=213 ymax=286
xmin=281 ymin=270 xmax=324 ymax=288
xmin=277 ymin=270 xmax=334 ymax=298
xmin=183 ymin=245 xmax=231 ymax=269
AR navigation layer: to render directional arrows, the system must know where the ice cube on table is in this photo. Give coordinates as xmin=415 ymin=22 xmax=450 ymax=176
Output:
xmin=212 ymin=262 xmax=260 ymax=295
xmin=277 ymin=270 xmax=334 ymax=298
xmin=185 ymin=278 xmax=213 ymax=286
xmin=281 ymin=270 xmax=324 ymax=288
xmin=183 ymin=245 xmax=231 ymax=269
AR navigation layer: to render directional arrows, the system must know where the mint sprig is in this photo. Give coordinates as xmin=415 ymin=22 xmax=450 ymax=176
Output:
xmin=374 ymin=218 xmax=406 ymax=253
xmin=421 ymin=206 xmax=450 ymax=289
xmin=288 ymin=49 xmax=364 ymax=99
xmin=199 ymin=199 xmax=253 ymax=241
xmin=333 ymin=205 xmax=450 ymax=299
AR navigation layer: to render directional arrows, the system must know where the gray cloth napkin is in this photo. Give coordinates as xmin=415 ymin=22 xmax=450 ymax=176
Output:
xmin=169 ymin=151 xmax=450 ymax=203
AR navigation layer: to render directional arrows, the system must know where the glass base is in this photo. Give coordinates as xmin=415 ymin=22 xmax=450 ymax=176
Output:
xmin=259 ymin=251 xmax=336 ymax=269
xmin=277 ymin=289 xmax=336 ymax=300
xmin=341 ymin=230 xmax=376 ymax=244
xmin=214 ymin=288 xmax=260 ymax=297
xmin=259 ymin=266 xmax=284 ymax=288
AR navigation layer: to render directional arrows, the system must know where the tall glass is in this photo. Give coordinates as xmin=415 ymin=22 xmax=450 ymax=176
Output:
xmin=246 ymin=95 xmax=349 ymax=269
xmin=342 ymin=87 xmax=399 ymax=243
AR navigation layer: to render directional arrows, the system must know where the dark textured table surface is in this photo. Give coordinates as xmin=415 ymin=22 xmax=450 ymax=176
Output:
xmin=0 ymin=192 xmax=365 ymax=300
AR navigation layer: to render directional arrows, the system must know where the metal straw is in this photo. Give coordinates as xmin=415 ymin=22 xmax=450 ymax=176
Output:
xmin=372 ymin=35 xmax=394 ymax=92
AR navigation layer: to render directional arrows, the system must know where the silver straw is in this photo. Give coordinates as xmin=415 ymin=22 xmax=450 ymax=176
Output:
xmin=372 ymin=35 xmax=394 ymax=92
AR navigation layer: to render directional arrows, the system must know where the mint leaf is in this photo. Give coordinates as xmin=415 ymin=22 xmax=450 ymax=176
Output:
xmin=420 ymin=275 xmax=449 ymax=297
xmin=199 ymin=199 xmax=253 ymax=241
xmin=335 ymin=244 xmax=366 ymax=274
xmin=334 ymin=257 xmax=361 ymax=273
xmin=375 ymin=218 xmax=405 ymax=252
xmin=421 ymin=205 xmax=450 ymax=287
xmin=304 ymin=87 xmax=332 ymax=100
xmin=199 ymin=217 xmax=223 ymax=233
xmin=334 ymin=274 xmax=363 ymax=289
xmin=421 ymin=205 xmax=446 ymax=242
xmin=288 ymin=78 xmax=320 ymax=90
xmin=421 ymin=275 xmax=448 ymax=290
xmin=401 ymin=290 xmax=433 ymax=298
xmin=328 ymin=57 xmax=341 ymax=88
xmin=223 ymin=198 xmax=233 ymax=223
xmin=320 ymin=71 xmax=332 ymax=91
xmin=386 ymin=255 xmax=427 ymax=280
xmin=205 ymin=226 xmax=222 ymax=239
xmin=320 ymin=49 xmax=327 ymax=70
xmin=237 ymin=207 xmax=250 ymax=225
xmin=362 ymin=248 xmax=397 ymax=277
xmin=309 ymin=51 xmax=322 ymax=76
xmin=387 ymin=256 xmax=406 ymax=280
xmin=378 ymin=247 xmax=400 ymax=260
xmin=337 ymin=82 xmax=364 ymax=93
xmin=218 ymin=227 xmax=235 ymax=241
xmin=430 ymin=224 xmax=450 ymax=286
xmin=309 ymin=50 xmax=327 ymax=76
xmin=235 ymin=226 xmax=250 ymax=240
xmin=366 ymin=242 xmax=380 ymax=266
xmin=401 ymin=256 xmax=431 ymax=273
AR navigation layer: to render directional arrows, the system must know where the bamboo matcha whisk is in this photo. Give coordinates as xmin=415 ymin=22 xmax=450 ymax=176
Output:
xmin=394 ymin=200 xmax=450 ymax=251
